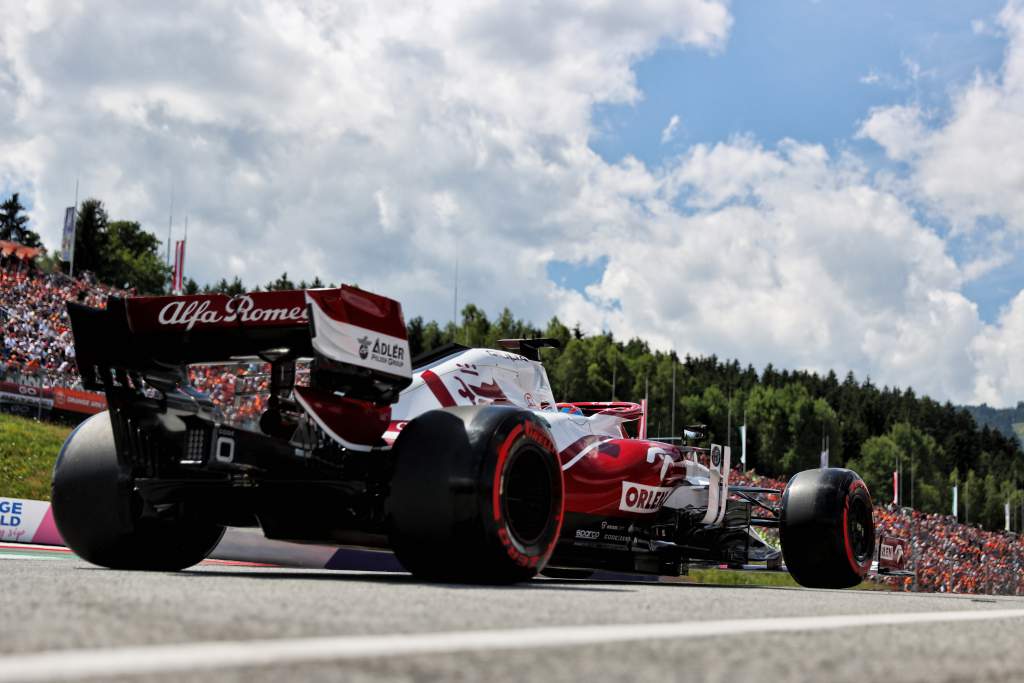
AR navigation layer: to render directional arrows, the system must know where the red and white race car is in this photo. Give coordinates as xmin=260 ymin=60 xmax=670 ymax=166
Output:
xmin=54 ymin=285 xmax=875 ymax=587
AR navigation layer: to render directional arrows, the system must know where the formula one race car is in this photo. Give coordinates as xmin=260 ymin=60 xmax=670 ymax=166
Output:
xmin=54 ymin=286 xmax=875 ymax=588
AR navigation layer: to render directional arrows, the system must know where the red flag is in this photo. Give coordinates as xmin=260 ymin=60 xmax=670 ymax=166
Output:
xmin=172 ymin=239 xmax=186 ymax=292
xmin=639 ymin=398 xmax=647 ymax=440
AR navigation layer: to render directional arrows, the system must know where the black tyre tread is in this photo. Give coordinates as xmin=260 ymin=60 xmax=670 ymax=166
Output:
xmin=780 ymin=468 xmax=874 ymax=589
xmin=389 ymin=405 xmax=562 ymax=583
xmin=51 ymin=412 xmax=224 ymax=571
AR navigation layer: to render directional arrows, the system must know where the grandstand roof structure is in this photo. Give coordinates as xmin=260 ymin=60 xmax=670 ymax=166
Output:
xmin=0 ymin=240 xmax=42 ymax=261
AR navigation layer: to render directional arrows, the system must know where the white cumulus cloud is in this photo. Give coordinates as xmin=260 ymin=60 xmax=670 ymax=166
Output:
xmin=660 ymin=114 xmax=681 ymax=143
xmin=859 ymin=2 xmax=1024 ymax=235
xmin=4 ymin=0 xmax=1024 ymax=406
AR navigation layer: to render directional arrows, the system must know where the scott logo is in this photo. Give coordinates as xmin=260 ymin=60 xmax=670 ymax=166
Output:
xmin=619 ymin=481 xmax=673 ymax=514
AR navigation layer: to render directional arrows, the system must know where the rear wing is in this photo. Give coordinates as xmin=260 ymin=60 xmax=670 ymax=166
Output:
xmin=67 ymin=286 xmax=412 ymax=405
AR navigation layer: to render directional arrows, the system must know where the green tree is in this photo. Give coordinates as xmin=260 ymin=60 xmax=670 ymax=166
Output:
xmin=98 ymin=221 xmax=169 ymax=293
xmin=73 ymin=199 xmax=109 ymax=274
xmin=421 ymin=320 xmax=448 ymax=353
xmin=548 ymin=339 xmax=592 ymax=401
xmin=205 ymin=276 xmax=245 ymax=296
xmin=407 ymin=316 xmax=426 ymax=358
xmin=459 ymin=304 xmax=491 ymax=347
xmin=0 ymin=193 xmax=42 ymax=247
xmin=744 ymin=385 xmax=790 ymax=474
xmin=265 ymin=272 xmax=296 ymax=291
xmin=846 ymin=435 xmax=900 ymax=507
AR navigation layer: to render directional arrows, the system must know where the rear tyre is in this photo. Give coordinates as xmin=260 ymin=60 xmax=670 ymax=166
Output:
xmin=51 ymin=412 xmax=225 ymax=571
xmin=780 ymin=468 xmax=874 ymax=589
xmin=389 ymin=406 xmax=564 ymax=583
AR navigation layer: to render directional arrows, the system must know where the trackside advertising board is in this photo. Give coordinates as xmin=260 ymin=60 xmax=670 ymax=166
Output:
xmin=0 ymin=498 xmax=62 ymax=545
xmin=878 ymin=536 xmax=910 ymax=572
xmin=0 ymin=382 xmax=106 ymax=415
xmin=52 ymin=387 xmax=107 ymax=415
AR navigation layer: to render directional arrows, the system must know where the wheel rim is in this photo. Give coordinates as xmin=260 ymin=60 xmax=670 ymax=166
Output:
xmin=847 ymin=495 xmax=873 ymax=564
xmin=503 ymin=445 xmax=555 ymax=547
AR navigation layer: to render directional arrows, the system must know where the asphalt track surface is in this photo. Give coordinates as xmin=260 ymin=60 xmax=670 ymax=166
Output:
xmin=3 ymin=547 xmax=1024 ymax=683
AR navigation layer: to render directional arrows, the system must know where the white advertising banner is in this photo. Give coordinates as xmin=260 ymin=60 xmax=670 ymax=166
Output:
xmin=306 ymin=293 xmax=411 ymax=379
xmin=60 ymin=207 xmax=75 ymax=262
xmin=0 ymin=497 xmax=55 ymax=544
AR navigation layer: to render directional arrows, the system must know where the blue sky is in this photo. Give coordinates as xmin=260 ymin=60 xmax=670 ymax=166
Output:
xmin=593 ymin=1 xmax=1007 ymax=162
xmin=576 ymin=1 xmax=1014 ymax=321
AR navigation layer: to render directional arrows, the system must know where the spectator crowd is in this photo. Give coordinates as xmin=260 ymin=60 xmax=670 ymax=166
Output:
xmin=2 ymin=255 xmax=125 ymax=389
xmin=189 ymin=363 xmax=272 ymax=428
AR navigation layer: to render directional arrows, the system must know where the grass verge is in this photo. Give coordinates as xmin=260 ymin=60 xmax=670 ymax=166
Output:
xmin=0 ymin=413 xmax=71 ymax=500
xmin=686 ymin=567 xmax=893 ymax=591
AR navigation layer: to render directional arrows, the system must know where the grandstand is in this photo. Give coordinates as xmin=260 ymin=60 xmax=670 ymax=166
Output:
xmin=0 ymin=253 xmax=276 ymax=427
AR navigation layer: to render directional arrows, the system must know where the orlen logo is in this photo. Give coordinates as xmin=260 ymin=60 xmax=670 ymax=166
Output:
xmin=880 ymin=541 xmax=905 ymax=565
xmin=619 ymin=481 xmax=673 ymax=514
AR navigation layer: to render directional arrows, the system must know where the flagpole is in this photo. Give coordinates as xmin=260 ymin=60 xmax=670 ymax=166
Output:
xmin=727 ymin=392 xmax=732 ymax=452
xmin=670 ymin=358 xmax=676 ymax=438
xmin=166 ymin=183 xmax=174 ymax=268
xmin=164 ymin=183 xmax=175 ymax=294
xmin=741 ymin=409 xmax=747 ymax=473
xmin=183 ymin=216 xmax=188 ymax=291
xmin=69 ymin=178 xmax=79 ymax=278
xmin=644 ymin=375 xmax=649 ymax=439
xmin=610 ymin=356 xmax=616 ymax=401
xmin=452 ymin=239 xmax=459 ymax=327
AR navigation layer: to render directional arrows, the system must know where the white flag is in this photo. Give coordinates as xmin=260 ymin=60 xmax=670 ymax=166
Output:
xmin=819 ymin=434 xmax=829 ymax=469
xmin=1006 ymin=502 xmax=1012 ymax=532
xmin=952 ymin=485 xmax=958 ymax=519
xmin=739 ymin=424 xmax=747 ymax=469
xmin=60 ymin=207 xmax=75 ymax=262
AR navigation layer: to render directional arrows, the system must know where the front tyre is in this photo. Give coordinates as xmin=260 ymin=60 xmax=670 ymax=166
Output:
xmin=779 ymin=468 xmax=874 ymax=589
xmin=388 ymin=406 xmax=564 ymax=583
xmin=51 ymin=412 xmax=224 ymax=571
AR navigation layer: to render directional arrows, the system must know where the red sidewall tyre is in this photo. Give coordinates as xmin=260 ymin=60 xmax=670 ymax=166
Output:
xmin=780 ymin=468 xmax=875 ymax=589
xmin=389 ymin=405 xmax=564 ymax=583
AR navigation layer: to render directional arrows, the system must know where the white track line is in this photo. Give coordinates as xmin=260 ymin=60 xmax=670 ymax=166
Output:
xmin=0 ymin=543 xmax=71 ymax=552
xmin=2 ymin=608 xmax=1024 ymax=681
xmin=0 ymin=553 xmax=66 ymax=561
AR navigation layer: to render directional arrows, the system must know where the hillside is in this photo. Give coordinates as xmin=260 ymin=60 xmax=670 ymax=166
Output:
xmin=963 ymin=403 xmax=1024 ymax=445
